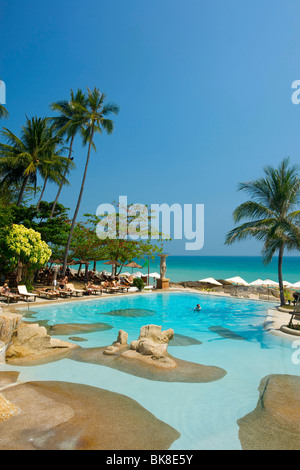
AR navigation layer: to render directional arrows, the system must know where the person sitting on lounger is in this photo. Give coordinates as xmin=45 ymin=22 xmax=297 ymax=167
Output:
xmin=86 ymin=281 xmax=102 ymax=295
xmin=58 ymin=276 xmax=68 ymax=290
xmin=1 ymin=283 xmax=10 ymax=294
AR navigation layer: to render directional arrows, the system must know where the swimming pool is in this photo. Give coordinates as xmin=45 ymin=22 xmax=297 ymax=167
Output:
xmin=2 ymin=292 xmax=300 ymax=450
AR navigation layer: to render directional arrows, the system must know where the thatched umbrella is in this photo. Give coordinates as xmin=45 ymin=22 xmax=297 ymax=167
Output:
xmin=104 ymin=260 xmax=122 ymax=276
xmin=124 ymin=261 xmax=143 ymax=275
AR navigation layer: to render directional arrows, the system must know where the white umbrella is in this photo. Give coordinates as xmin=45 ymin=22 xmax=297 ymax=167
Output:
xmin=133 ymin=272 xmax=144 ymax=278
xmin=261 ymin=279 xmax=279 ymax=287
xmin=199 ymin=277 xmax=222 ymax=286
xmin=260 ymin=279 xmax=279 ymax=300
xmin=283 ymin=280 xmax=293 ymax=288
xmin=226 ymin=276 xmax=249 ymax=286
xmin=121 ymin=272 xmax=131 ymax=277
xmin=149 ymin=272 xmax=160 ymax=278
xmin=249 ymin=279 xmax=264 ymax=286
xmin=292 ymin=281 xmax=300 ymax=289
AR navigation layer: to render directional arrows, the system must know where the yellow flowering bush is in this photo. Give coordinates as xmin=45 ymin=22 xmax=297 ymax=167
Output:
xmin=4 ymin=224 xmax=52 ymax=270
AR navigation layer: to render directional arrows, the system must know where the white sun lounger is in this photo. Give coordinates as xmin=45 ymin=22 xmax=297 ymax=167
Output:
xmin=18 ymin=285 xmax=37 ymax=302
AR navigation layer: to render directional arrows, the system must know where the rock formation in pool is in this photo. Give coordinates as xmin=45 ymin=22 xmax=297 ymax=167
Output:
xmin=0 ymin=312 xmax=78 ymax=365
xmin=238 ymin=374 xmax=300 ymax=450
xmin=70 ymin=324 xmax=227 ymax=383
xmin=0 ymin=372 xmax=180 ymax=450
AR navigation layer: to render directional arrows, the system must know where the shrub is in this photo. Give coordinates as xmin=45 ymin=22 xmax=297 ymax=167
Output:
xmin=133 ymin=277 xmax=145 ymax=291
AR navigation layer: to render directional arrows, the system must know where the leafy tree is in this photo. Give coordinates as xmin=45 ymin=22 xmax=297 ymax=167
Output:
xmin=61 ymin=88 xmax=119 ymax=275
xmin=0 ymin=224 xmax=52 ymax=283
xmin=84 ymin=205 xmax=164 ymax=274
xmin=0 ymin=104 xmax=9 ymax=119
xmin=49 ymin=89 xmax=87 ymax=218
xmin=225 ymin=158 xmax=300 ymax=306
xmin=11 ymin=202 xmax=71 ymax=258
xmin=0 ymin=117 xmax=68 ymax=206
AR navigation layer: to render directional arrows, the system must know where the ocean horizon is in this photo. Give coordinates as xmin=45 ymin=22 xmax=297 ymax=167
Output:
xmin=95 ymin=255 xmax=300 ymax=284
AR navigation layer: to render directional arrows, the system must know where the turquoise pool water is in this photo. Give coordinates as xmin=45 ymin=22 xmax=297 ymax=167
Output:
xmin=3 ymin=292 xmax=300 ymax=450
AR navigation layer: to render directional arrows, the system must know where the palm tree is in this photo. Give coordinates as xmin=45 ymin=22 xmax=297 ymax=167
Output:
xmin=225 ymin=158 xmax=300 ymax=306
xmin=0 ymin=104 xmax=8 ymax=119
xmin=49 ymin=89 xmax=87 ymax=218
xmin=36 ymin=151 xmax=74 ymax=210
xmin=61 ymin=87 xmax=119 ymax=275
xmin=0 ymin=117 xmax=67 ymax=206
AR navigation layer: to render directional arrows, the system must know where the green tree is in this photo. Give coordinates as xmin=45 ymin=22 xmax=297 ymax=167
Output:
xmin=36 ymin=150 xmax=74 ymax=210
xmin=0 ymin=117 xmax=67 ymax=206
xmin=49 ymin=89 xmax=87 ymax=218
xmin=84 ymin=204 xmax=165 ymax=275
xmin=11 ymin=202 xmax=71 ymax=258
xmin=61 ymin=88 xmax=119 ymax=275
xmin=0 ymin=224 xmax=52 ymax=283
xmin=225 ymin=158 xmax=300 ymax=306
xmin=0 ymin=104 xmax=9 ymax=119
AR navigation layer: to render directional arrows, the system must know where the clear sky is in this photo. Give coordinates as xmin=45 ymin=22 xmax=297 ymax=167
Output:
xmin=1 ymin=0 xmax=300 ymax=256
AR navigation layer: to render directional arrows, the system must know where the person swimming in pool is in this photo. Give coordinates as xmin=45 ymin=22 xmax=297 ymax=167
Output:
xmin=194 ymin=304 xmax=201 ymax=311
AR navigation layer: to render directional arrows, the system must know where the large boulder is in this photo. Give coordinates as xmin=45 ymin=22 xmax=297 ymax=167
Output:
xmin=5 ymin=322 xmax=78 ymax=364
xmin=103 ymin=329 xmax=128 ymax=355
xmin=130 ymin=324 xmax=174 ymax=358
xmin=117 ymin=324 xmax=177 ymax=368
xmin=0 ymin=312 xmax=22 ymax=344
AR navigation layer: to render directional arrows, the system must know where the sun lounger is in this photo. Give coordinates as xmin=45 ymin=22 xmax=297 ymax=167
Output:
xmin=0 ymin=293 xmax=20 ymax=304
xmin=38 ymin=290 xmax=59 ymax=300
xmin=289 ymin=302 xmax=300 ymax=327
xmin=17 ymin=285 xmax=37 ymax=302
xmin=85 ymin=285 xmax=103 ymax=295
xmin=58 ymin=289 xmax=73 ymax=298
xmin=66 ymin=283 xmax=85 ymax=297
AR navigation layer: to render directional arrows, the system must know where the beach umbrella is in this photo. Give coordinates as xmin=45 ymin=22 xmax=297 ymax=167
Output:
xmin=199 ymin=277 xmax=223 ymax=286
xmin=124 ymin=261 xmax=143 ymax=276
xmin=261 ymin=279 xmax=279 ymax=287
xmin=260 ymin=279 xmax=279 ymax=300
xmin=104 ymin=260 xmax=121 ymax=276
xmin=226 ymin=276 xmax=249 ymax=286
xmin=249 ymin=279 xmax=264 ymax=286
xmin=283 ymin=280 xmax=293 ymax=288
xmin=103 ymin=260 xmax=122 ymax=266
xmin=292 ymin=281 xmax=300 ymax=289
xmin=120 ymin=272 xmax=131 ymax=277
xmin=133 ymin=272 xmax=144 ymax=277
xmin=149 ymin=272 xmax=161 ymax=279
xmin=125 ymin=261 xmax=142 ymax=269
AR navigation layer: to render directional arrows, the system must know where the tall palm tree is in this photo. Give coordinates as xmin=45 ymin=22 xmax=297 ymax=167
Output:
xmin=49 ymin=89 xmax=87 ymax=218
xmin=0 ymin=104 xmax=8 ymax=119
xmin=36 ymin=150 xmax=74 ymax=210
xmin=225 ymin=158 xmax=300 ymax=306
xmin=61 ymin=87 xmax=119 ymax=275
xmin=0 ymin=117 xmax=67 ymax=206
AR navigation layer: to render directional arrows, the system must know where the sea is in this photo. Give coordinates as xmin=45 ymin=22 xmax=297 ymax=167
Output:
xmin=95 ymin=255 xmax=300 ymax=284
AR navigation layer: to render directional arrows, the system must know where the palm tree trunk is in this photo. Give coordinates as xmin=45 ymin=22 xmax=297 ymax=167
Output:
xmin=62 ymin=126 xmax=95 ymax=276
xmin=17 ymin=175 xmax=30 ymax=206
xmin=50 ymin=135 xmax=75 ymax=219
xmin=278 ymin=245 xmax=285 ymax=306
xmin=37 ymin=177 xmax=48 ymax=209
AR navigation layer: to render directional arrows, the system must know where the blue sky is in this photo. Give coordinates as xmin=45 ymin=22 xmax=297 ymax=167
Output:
xmin=1 ymin=0 xmax=300 ymax=256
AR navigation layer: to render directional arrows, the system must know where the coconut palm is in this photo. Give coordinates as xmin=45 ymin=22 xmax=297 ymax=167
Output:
xmin=0 ymin=104 xmax=8 ymax=119
xmin=0 ymin=117 xmax=67 ymax=206
xmin=61 ymin=87 xmax=119 ymax=275
xmin=49 ymin=89 xmax=87 ymax=218
xmin=225 ymin=158 xmax=300 ymax=306
xmin=36 ymin=151 xmax=74 ymax=210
